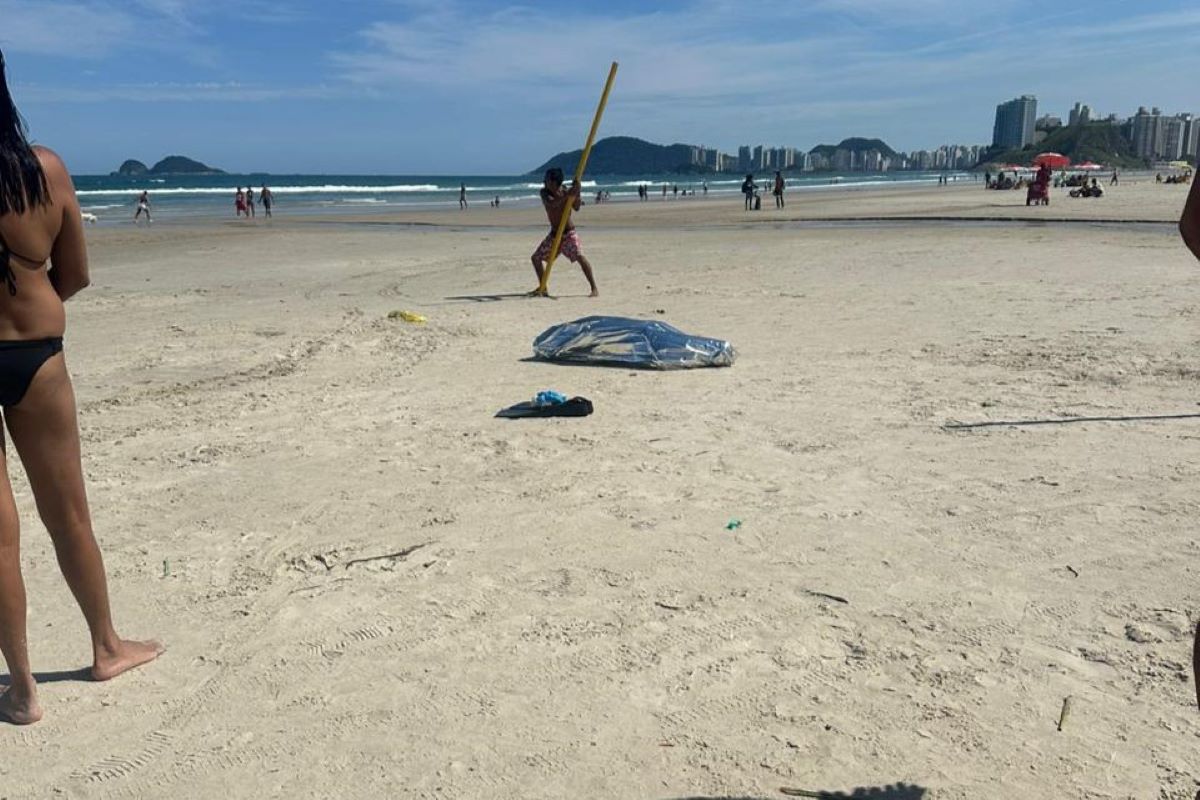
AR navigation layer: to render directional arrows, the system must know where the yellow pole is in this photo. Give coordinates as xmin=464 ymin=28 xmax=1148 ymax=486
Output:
xmin=535 ymin=61 xmax=618 ymax=296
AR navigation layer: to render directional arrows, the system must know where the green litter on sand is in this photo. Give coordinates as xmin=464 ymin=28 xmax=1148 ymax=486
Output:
xmin=725 ymin=518 xmax=742 ymax=531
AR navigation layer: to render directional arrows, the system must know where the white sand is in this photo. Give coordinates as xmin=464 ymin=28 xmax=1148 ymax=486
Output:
xmin=1 ymin=180 xmax=1197 ymax=799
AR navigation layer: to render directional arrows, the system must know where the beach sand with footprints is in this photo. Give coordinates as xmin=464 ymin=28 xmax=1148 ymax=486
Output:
xmin=1 ymin=178 xmax=1197 ymax=798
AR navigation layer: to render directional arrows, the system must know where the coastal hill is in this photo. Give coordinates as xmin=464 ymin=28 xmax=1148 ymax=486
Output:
xmin=531 ymin=136 xmax=702 ymax=176
xmin=531 ymin=135 xmax=902 ymax=175
xmin=810 ymin=138 xmax=898 ymax=159
xmin=112 ymin=155 xmax=225 ymax=176
xmin=985 ymin=123 xmax=1144 ymax=168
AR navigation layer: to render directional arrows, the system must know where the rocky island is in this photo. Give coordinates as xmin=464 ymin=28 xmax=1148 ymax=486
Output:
xmin=112 ymin=156 xmax=225 ymax=176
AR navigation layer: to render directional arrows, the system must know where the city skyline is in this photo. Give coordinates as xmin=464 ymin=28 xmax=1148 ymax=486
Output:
xmin=3 ymin=0 xmax=1198 ymax=174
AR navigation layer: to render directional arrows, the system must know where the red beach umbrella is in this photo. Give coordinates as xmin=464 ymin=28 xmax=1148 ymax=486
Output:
xmin=1033 ymin=152 xmax=1071 ymax=169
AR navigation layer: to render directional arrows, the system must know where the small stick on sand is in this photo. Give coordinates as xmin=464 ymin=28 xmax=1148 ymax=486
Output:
xmin=343 ymin=541 xmax=434 ymax=569
xmin=1057 ymin=696 xmax=1072 ymax=731
xmin=803 ymin=589 xmax=850 ymax=605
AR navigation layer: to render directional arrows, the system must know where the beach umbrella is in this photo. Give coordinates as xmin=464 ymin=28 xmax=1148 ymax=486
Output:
xmin=1033 ymin=152 xmax=1070 ymax=169
xmin=1169 ymin=160 xmax=1193 ymax=170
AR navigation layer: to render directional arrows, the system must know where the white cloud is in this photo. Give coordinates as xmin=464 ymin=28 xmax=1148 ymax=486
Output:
xmin=0 ymin=1 xmax=138 ymax=57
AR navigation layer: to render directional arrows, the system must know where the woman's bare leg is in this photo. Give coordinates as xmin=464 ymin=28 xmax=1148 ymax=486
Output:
xmin=0 ymin=433 xmax=41 ymax=724
xmin=5 ymin=355 xmax=160 ymax=682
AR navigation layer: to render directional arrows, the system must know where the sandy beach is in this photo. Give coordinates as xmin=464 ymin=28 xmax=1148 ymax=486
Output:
xmin=0 ymin=179 xmax=1197 ymax=799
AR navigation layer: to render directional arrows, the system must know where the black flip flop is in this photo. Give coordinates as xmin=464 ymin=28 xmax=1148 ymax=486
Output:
xmin=495 ymin=397 xmax=594 ymax=419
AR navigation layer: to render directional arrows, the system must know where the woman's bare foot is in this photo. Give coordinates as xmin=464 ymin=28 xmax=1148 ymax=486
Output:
xmin=0 ymin=687 xmax=43 ymax=725
xmin=92 ymin=639 xmax=163 ymax=682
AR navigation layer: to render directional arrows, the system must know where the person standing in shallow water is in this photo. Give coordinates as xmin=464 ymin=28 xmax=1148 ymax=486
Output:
xmin=459 ymin=183 xmax=467 ymax=210
xmin=245 ymin=186 xmax=255 ymax=218
xmin=133 ymin=190 xmax=150 ymax=224
xmin=260 ymin=186 xmax=272 ymax=218
xmin=0 ymin=49 xmax=161 ymax=725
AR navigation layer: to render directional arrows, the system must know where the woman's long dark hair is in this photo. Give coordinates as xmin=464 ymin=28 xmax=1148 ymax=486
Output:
xmin=0 ymin=49 xmax=50 ymax=215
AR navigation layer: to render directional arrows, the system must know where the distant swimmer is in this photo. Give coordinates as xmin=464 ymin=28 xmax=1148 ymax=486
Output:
xmin=0 ymin=48 xmax=162 ymax=725
xmin=133 ymin=190 xmax=151 ymax=224
xmin=530 ymin=167 xmax=598 ymax=298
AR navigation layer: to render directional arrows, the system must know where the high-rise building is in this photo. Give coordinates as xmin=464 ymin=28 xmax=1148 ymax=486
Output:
xmin=737 ymin=146 xmax=752 ymax=172
xmin=1162 ymin=114 xmax=1190 ymax=161
xmin=1068 ymin=102 xmax=1092 ymax=127
xmin=1132 ymin=107 xmax=1164 ymax=158
xmin=1185 ymin=116 xmax=1200 ymax=159
xmin=992 ymin=95 xmax=1037 ymax=149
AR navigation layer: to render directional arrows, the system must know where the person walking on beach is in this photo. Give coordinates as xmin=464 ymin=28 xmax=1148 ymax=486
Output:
xmin=132 ymin=190 xmax=151 ymax=224
xmin=260 ymin=186 xmax=273 ymax=218
xmin=742 ymin=174 xmax=755 ymax=211
xmin=0 ymin=50 xmax=161 ymax=725
xmin=529 ymin=167 xmax=598 ymax=298
xmin=773 ymin=171 xmax=785 ymax=208
xmin=245 ymin=187 xmax=255 ymax=219
xmin=459 ymin=183 xmax=467 ymax=210
xmin=1111 ymin=169 xmax=1119 ymax=186
xmin=235 ymin=187 xmax=246 ymax=217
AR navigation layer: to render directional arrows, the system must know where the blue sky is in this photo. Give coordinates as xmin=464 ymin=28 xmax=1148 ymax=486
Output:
xmin=3 ymin=0 xmax=1198 ymax=175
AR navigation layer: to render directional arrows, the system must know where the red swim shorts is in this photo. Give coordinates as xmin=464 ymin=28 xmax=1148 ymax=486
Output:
xmin=532 ymin=229 xmax=583 ymax=264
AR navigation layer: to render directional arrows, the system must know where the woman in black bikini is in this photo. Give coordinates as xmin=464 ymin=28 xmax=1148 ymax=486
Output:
xmin=0 ymin=50 xmax=160 ymax=725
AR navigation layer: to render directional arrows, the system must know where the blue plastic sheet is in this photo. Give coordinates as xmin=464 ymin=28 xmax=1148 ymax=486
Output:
xmin=533 ymin=316 xmax=736 ymax=370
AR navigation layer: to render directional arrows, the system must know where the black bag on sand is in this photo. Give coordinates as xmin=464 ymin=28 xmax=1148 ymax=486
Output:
xmin=754 ymin=195 xmax=762 ymax=210
xmin=496 ymin=397 xmax=594 ymax=419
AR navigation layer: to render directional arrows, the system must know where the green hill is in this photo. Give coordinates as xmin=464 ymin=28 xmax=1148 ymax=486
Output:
xmin=984 ymin=123 xmax=1144 ymax=168
xmin=809 ymin=137 xmax=898 ymax=158
xmin=530 ymin=136 xmax=703 ymax=175
xmin=149 ymin=155 xmax=224 ymax=175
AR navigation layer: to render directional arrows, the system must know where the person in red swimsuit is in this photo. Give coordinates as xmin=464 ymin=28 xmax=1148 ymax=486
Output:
xmin=0 ymin=49 xmax=161 ymax=725
xmin=235 ymin=186 xmax=246 ymax=217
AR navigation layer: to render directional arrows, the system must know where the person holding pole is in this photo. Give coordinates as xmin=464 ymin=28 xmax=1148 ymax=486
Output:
xmin=530 ymin=168 xmax=598 ymax=297
xmin=532 ymin=61 xmax=616 ymax=297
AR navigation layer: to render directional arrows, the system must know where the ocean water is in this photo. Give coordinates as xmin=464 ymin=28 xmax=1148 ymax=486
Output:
xmin=74 ymin=171 xmax=976 ymax=222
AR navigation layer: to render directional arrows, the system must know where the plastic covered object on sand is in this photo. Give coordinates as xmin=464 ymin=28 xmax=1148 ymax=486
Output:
xmin=533 ymin=316 xmax=736 ymax=369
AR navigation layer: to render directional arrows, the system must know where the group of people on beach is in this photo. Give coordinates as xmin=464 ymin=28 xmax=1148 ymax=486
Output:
xmin=740 ymin=171 xmax=786 ymax=210
xmin=3 ymin=42 xmax=1200 ymax=736
xmin=235 ymin=186 xmax=273 ymax=218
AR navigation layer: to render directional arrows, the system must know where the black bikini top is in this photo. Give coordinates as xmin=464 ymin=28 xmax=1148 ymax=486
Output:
xmin=0 ymin=229 xmax=41 ymax=296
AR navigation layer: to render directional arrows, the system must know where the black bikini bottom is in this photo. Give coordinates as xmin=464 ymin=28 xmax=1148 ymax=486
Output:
xmin=0 ymin=337 xmax=63 ymax=407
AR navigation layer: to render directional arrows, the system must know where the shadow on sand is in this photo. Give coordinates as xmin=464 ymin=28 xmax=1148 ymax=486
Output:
xmin=665 ymin=784 xmax=928 ymax=800
xmin=1 ymin=667 xmax=93 ymax=685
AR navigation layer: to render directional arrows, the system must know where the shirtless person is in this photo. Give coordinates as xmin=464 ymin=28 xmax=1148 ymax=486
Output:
xmin=1183 ymin=177 xmax=1200 ymax=709
xmin=133 ymin=190 xmax=151 ymax=224
xmin=0 ymin=50 xmax=161 ymax=724
xmin=529 ymin=168 xmax=598 ymax=297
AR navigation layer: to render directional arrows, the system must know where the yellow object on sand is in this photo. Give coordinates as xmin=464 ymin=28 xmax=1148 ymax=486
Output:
xmin=388 ymin=310 xmax=426 ymax=324
xmin=535 ymin=62 xmax=618 ymax=297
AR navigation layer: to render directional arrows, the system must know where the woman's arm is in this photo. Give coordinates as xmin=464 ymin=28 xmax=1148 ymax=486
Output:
xmin=1181 ymin=177 xmax=1200 ymax=262
xmin=37 ymin=147 xmax=90 ymax=301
